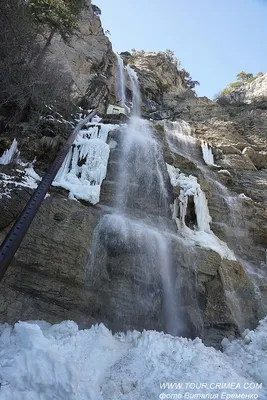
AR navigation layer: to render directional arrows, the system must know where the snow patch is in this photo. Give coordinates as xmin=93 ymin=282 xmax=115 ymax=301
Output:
xmin=0 ymin=167 xmax=41 ymax=199
xmin=239 ymin=193 xmax=251 ymax=200
xmin=218 ymin=169 xmax=231 ymax=176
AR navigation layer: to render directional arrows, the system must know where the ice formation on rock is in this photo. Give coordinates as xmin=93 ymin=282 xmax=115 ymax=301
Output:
xmin=0 ymin=139 xmax=19 ymax=165
xmin=53 ymin=123 xmax=118 ymax=204
xmin=201 ymin=141 xmax=215 ymax=166
xmin=167 ymin=163 xmax=236 ymax=260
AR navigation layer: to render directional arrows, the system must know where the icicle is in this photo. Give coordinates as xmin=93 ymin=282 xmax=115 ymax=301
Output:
xmin=179 ymin=194 xmax=188 ymax=227
xmin=0 ymin=139 xmax=19 ymax=165
xmin=201 ymin=141 xmax=215 ymax=166
xmin=194 ymin=189 xmax=212 ymax=232
xmin=54 ymin=149 xmax=72 ymax=184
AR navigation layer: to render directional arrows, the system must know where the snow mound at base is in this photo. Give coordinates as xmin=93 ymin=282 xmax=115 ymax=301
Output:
xmin=223 ymin=317 xmax=267 ymax=390
xmin=0 ymin=319 xmax=266 ymax=399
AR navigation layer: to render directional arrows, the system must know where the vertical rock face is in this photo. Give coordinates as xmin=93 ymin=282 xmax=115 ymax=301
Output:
xmin=46 ymin=1 xmax=115 ymax=112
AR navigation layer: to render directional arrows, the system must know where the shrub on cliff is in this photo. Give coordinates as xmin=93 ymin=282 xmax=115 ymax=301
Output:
xmin=160 ymin=51 xmax=199 ymax=89
xmin=179 ymin=68 xmax=200 ymax=89
xmin=216 ymin=71 xmax=264 ymax=101
xmin=92 ymin=4 xmax=102 ymax=16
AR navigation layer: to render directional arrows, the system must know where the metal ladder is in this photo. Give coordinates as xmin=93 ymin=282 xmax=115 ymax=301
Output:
xmin=0 ymin=110 xmax=96 ymax=281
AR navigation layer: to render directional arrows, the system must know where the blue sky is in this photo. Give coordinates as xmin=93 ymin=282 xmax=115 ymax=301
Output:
xmin=95 ymin=0 xmax=266 ymax=98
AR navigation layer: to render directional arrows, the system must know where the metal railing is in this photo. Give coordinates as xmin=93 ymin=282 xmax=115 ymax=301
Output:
xmin=0 ymin=110 xmax=96 ymax=281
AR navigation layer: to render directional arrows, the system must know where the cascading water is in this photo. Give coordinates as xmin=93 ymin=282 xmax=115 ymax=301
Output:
xmin=88 ymin=65 xmax=185 ymax=336
xmin=126 ymin=65 xmax=141 ymax=116
xmin=115 ymin=53 xmax=126 ymax=107
xmin=164 ymin=120 xmax=201 ymax=163
xmin=115 ymin=116 xmax=170 ymax=216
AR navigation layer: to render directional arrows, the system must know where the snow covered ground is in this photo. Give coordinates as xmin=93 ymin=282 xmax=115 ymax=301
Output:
xmin=0 ymin=318 xmax=266 ymax=399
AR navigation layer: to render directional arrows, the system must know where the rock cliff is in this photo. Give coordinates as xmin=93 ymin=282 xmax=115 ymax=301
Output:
xmin=122 ymin=51 xmax=195 ymax=118
xmin=46 ymin=0 xmax=115 ymax=113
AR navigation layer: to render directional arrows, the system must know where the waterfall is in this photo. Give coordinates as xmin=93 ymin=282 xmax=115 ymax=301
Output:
xmin=164 ymin=120 xmax=200 ymax=163
xmin=126 ymin=65 xmax=141 ymax=115
xmin=115 ymin=53 xmax=126 ymax=107
xmin=115 ymin=117 xmax=170 ymax=215
xmin=88 ymin=65 xmax=185 ymax=336
xmin=89 ymin=213 xmax=183 ymax=336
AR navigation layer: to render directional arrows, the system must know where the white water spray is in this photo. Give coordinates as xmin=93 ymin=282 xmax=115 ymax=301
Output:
xmin=116 ymin=117 xmax=170 ymax=214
